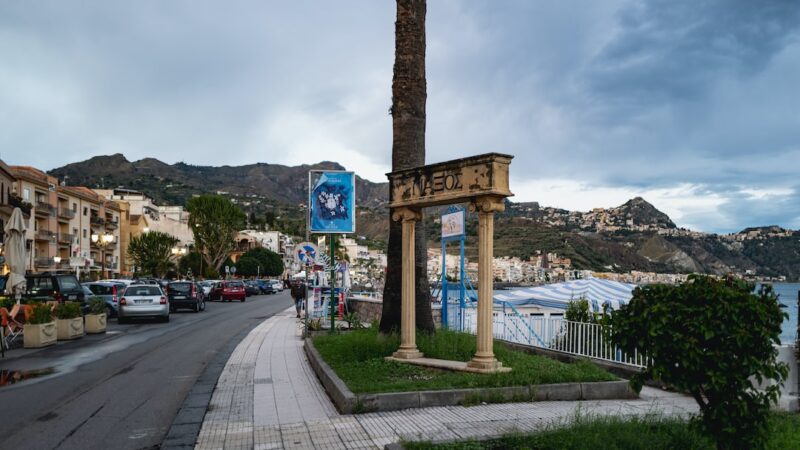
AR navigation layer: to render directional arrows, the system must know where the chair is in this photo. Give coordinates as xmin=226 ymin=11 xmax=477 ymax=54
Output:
xmin=1 ymin=304 xmax=25 ymax=349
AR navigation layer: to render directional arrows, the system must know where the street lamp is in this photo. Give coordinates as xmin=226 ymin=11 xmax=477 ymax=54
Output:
xmin=91 ymin=232 xmax=115 ymax=279
xmin=172 ymin=246 xmax=188 ymax=278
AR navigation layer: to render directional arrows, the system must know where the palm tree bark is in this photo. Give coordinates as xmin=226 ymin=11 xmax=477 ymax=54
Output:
xmin=380 ymin=0 xmax=435 ymax=333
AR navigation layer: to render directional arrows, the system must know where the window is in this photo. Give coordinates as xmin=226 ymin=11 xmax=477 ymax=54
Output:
xmin=23 ymin=188 xmax=30 ymax=201
xmin=83 ymin=229 xmax=87 ymax=238
xmin=83 ymin=207 xmax=88 ymax=216
xmin=72 ymin=203 xmax=77 ymax=212
xmin=58 ymin=277 xmax=79 ymax=290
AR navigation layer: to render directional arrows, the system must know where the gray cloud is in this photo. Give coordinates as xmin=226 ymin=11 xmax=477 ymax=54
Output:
xmin=1 ymin=0 xmax=798 ymax=233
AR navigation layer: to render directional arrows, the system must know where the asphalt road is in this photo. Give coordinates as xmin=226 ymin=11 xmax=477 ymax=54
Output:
xmin=0 ymin=291 xmax=293 ymax=450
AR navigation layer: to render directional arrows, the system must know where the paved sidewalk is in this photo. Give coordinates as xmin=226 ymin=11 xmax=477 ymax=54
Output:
xmin=195 ymin=309 xmax=698 ymax=449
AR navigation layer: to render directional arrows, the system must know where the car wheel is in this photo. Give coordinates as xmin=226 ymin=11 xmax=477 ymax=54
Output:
xmin=163 ymin=315 xmax=170 ymax=323
xmin=107 ymin=305 xmax=114 ymax=318
xmin=193 ymin=301 xmax=199 ymax=313
xmin=240 ymin=297 xmax=245 ymax=302
xmin=201 ymin=300 xmax=206 ymax=311
xmin=118 ymin=316 xmax=127 ymax=324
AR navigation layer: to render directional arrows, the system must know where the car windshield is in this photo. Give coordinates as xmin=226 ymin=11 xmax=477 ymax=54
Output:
xmin=227 ymin=281 xmax=244 ymax=288
xmin=169 ymin=283 xmax=192 ymax=293
xmin=125 ymin=286 xmax=162 ymax=296
xmin=87 ymin=284 xmax=114 ymax=295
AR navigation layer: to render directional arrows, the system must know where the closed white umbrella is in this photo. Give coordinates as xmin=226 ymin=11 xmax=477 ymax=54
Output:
xmin=4 ymin=208 xmax=29 ymax=304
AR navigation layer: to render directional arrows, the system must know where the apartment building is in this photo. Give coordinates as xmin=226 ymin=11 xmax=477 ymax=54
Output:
xmin=0 ymin=160 xmax=22 ymax=276
xmin=10 ymin=166 xmax=59 ymax=273
xmin=60 ymin=186 xmax=122 ymax=278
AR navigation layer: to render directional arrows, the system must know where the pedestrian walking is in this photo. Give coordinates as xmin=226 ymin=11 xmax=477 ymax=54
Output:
xmin=290 ymin=280 xmax=306 ymax=318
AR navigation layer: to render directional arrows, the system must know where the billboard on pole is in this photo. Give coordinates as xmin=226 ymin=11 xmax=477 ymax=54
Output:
xmin=308 ymin=171 xmax=356 ymax=234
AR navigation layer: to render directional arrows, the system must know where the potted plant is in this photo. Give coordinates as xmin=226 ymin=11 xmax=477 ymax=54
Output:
xmin=85 ymin=298 xmax=107 ymax=334
xmin=23 ymin=303 xmax=57 ymax=348
xmin=55 ymin=302 xmax=84 ymax=340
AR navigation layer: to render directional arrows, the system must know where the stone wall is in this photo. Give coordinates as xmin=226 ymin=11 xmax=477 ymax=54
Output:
xmin=348 ymin=297 xmax=442 ymax=327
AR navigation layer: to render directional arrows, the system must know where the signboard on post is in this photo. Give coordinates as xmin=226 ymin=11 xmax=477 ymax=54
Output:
xmin=441 ymin=209 xmax=466 ymax=239
xmin=308 ymin=171 xmax=356 ymax=234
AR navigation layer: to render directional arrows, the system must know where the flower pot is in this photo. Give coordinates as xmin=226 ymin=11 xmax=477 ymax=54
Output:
xmin=24 ymin=322 xmax=57 ymax=348
xmin=56 ymin=317 xmax=84 ymax=340
xmin=85 ymin=313 xmax=107 ymax=334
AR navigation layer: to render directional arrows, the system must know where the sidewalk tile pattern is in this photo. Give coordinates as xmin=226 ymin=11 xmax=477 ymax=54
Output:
xmin=196 ymin=309 xmax=699 ymax=449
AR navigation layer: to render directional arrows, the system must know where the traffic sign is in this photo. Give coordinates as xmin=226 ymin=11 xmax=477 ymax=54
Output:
xmin=225 ymin=265 xmax=230 ymax=273
xmin=231 ymin=266 xmax=237 ymax=274
xmin=294 ymin=242 xmax=319 ymax=265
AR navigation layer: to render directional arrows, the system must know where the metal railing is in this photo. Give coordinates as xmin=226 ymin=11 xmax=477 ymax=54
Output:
xmin=90 ymin=215 xmax=105 ymax=226
xmin=461 ymin=309 xmax=647 ymax=368
xmin=35 ymin=229 xmax=55 ymax=241
xmin=35 ymin=257 xmax=55 ymax=267
xmin=58 ymin=208 xmax=76 ymax=220
xmin=58 ymin=233 xmax=75 ymax=244
xmin=35 ymin=201 xmax=57 ymax=216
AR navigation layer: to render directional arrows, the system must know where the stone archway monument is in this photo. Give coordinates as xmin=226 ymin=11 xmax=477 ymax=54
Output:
xmin=386 ymin=153 xmax=513 ymax=374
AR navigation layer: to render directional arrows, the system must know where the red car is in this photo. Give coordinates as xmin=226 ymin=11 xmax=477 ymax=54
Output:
xmin=209 ymin=280 xmax=246 ymax=302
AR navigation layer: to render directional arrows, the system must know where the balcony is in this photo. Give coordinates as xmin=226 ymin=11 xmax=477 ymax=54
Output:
xmin=90 ymin=215 xmax=105 ymax=227
xmin=35 ymin=201 xmax=57 ymax=217
xmin=35 ymin=229 xmax=56 ymax=242
xmin=105 ymin=220 xmax=118 ymax=230
xmin=58 ymin=233 xmax=75 ymax=244
xmin=35 ymin=257 xmax=55 ymax=268
xmin=6 ymin=194 xmax=32 ymax=216
xmin=58 ymin=208 xmax=76 ymax=221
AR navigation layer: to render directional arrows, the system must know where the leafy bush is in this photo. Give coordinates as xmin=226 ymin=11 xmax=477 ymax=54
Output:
xmin=87 ymin=297 xmax=107 ymax=315
xmin=27 ymin=303 xmax=54 ymax=324
xmin=609 ymin=275 xmax=787 ymax=449
xmin=565 ymin=298 xmax=592 ymax=322
xmin=54 ymin=302 xmax=82 ymax=320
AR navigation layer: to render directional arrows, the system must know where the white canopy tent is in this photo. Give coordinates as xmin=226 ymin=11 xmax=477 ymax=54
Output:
xmin=493 ymin=278 xmax=637 ymax=312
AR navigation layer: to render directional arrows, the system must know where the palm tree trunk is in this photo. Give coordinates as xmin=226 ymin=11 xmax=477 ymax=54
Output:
xmin=380 ymin=0 xmax=435 ymax=333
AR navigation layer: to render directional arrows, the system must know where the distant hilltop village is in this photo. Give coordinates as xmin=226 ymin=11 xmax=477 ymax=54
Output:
xmin=511 ymin=197 xmax=795 ymax=242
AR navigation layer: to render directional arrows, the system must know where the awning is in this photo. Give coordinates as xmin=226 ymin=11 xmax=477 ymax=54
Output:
xmin=493 ymin=278 xmax=636 ymax=312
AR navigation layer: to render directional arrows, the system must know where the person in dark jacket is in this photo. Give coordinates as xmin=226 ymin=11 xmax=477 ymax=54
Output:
xmin=290 ymin=280 xmax=306 ymax=318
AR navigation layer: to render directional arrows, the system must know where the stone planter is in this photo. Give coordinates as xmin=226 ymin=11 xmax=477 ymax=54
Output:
xmin=56 ymin=317 xmax=84 ymax=340
xmin=23 ymin=322 xmax=57 ymax=348
xmin=85 ymin=313 xmax=107 ymax=334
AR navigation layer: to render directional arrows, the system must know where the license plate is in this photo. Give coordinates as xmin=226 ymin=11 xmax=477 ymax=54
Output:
xmin=173 ymin=295 xmax=185 ymax=299
xmin=135 ymin=299 xmax=150 ymax=304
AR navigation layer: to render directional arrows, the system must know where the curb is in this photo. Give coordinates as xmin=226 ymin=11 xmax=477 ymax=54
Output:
xmin=161 ymin=323 xmax=258 ymax=449
xmin=304 ymin=339 xmax=638 ymax=414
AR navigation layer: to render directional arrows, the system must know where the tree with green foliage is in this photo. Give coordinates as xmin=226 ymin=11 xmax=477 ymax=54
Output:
xmin=128 ymin=231 xmax=180 ymax=278
xmin=187 ymin=195 xmax=246 ymax=275
xmin=234 ymin=256 xmax=262 ymax=277
xmin=564 ymin=297 xmax=592 ymax=323
xmin=238 ymin=247 xmax=284 ymax=277
xmin=178 ymin=251 xmax=204 ymax=277
xmin=609 ymin=275 xmax=788 ymax=450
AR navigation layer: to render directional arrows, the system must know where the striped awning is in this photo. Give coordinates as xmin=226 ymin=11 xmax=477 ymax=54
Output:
xmin=493 ymin=278 xmax=636 ymax=311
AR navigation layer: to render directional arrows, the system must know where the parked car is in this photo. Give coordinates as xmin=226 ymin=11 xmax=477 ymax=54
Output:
xmin=198 ymin=280 xmax=216 ymax=297
xmin=83 ymin=281 xmax=127 ymax=317
xmin=243 ymin=280 xmax=261 ymax=297
xmin=209 ymin=280 xmax=246 ymax=302
xmin=166 ymin=281 xmax=205 ymax=313
xmin=118 ymin=284 xmax=169 ymax=323
xmin=256 ymin=279 xmax=275 ymax=295
xmin=269 ymin=280 xmax=284 ymax=292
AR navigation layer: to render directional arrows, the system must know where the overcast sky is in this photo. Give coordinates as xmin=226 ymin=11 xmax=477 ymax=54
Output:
xmin=1 ymin=1 xmax=798 ymax=233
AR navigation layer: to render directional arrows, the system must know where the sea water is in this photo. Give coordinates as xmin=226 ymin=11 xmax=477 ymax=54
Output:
xmin=767 ymin=283 xmax=800 ymax=344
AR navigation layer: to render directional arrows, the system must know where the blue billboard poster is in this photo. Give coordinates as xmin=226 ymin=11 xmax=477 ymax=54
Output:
xmin=309 ymin=171 xmax=356 ymax=233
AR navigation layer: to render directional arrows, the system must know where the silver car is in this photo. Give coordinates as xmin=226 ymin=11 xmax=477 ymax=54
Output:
xmin=118 ymin=284 xmax=170 ymax=323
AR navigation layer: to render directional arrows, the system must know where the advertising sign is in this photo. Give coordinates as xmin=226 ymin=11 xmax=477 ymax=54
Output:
xmin=441 ymin=210 xmax=466 ymax=239
xmin=309 ymin=171 xmax=356 ymax=233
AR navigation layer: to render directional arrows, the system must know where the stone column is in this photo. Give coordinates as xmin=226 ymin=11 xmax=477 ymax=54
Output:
xmin=467 ymin=196 xmax=505 ymax=371
xmin=392 ymin=207 xmax=423 ymax=359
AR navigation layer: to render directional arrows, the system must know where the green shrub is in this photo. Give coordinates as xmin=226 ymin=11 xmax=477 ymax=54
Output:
xmin=27 ymin=303 xmax=54 ymax=324
xmin=54 ymin=302 xmax=82 ymax=320
xmin=87 ymin=297 xmax=107 ymax=315
xmin=609 ymin=275 xmax=787 ymax=450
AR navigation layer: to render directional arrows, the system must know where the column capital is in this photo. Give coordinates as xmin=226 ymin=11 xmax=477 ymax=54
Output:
xmin=391 ymin=207 xmax=422 ymax=223
xmin=469 ymin=196 xmax=505 ymax=214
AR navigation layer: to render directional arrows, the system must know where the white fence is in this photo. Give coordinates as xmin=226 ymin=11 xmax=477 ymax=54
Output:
xmin=461 ymin=309 xmax=647 ymax=368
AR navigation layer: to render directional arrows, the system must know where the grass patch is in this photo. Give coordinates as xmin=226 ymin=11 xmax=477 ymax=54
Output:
xmin=404 ymin=413 xmax=800 ymax=449
xmin=312 ymin=327 xmax=616 ymax=394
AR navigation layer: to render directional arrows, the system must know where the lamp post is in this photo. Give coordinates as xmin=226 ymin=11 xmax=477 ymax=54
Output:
xmin=91 ymin=232 xmax=115 ymax=279
xmin=172 ymin=245 xmax=188 ymax=279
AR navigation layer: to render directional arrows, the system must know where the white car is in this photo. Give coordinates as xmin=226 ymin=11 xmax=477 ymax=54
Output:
xmin=118 ymin=284 xmax=170 ymax=323
xmin=269 ymin=280 xmax=284 ymax=292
